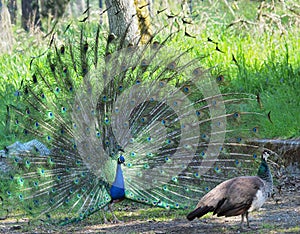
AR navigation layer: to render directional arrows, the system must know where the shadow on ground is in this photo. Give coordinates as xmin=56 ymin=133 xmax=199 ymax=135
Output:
xmin=1 ymin=187 xmax=299 ymax=234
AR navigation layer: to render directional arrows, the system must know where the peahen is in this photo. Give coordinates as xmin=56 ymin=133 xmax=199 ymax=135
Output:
xmin=1 ymin=19 xmax=274 ymax=225
xmin=187 ymin=151 xmax=273 ymax=229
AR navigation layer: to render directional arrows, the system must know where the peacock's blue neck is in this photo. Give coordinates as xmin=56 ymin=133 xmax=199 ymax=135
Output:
xmin=109 ymin=163 xmax=125 ymax=201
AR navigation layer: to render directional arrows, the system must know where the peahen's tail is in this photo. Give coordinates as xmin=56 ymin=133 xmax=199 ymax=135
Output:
xmin=1 ymin=18 xmax=274 ymax=224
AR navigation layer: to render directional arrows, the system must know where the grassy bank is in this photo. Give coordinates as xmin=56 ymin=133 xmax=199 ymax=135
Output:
xmin=0 ymin=0 xmax=299 ymax=144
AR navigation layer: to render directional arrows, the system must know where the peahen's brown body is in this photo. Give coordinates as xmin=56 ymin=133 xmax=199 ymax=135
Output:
xmin=187 ymin=151 xmax=273 ymax=228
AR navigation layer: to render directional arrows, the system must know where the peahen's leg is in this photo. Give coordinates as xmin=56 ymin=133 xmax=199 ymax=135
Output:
xmin=245 ymin=212 xmax=258 ymax=230
xmin=240 ymin=212 xmax=256 ymax=230
xmin=240 ymin=213 xmax=245 ymax=229
xmin=245 ymin=211 xmax=250 ymax=228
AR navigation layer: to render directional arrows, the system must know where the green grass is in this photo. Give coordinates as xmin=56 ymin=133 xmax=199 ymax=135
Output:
xmin=191 ymin=28 xmax=300 ymax=138
xmin=1 ymin=1 xmax=298 ymax=144
xmin=82 ymin=201 xmax=213 ymax=224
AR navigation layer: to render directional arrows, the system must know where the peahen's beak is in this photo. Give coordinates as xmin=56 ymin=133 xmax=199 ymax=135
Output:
xmin=262 ymin=151 xmax=270 ymax=161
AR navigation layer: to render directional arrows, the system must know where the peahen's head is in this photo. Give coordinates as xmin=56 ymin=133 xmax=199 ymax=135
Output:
xmin=257 ymin=151 xmax=272 ymax=180
xmin=262 ymin=150 xmax=270 ymax=161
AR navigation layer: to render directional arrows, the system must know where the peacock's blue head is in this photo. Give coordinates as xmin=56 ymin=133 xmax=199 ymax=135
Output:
xmin=118 ymin=155 xmax=125 ymax=164
xmin=118 ymin=148 xmax=125 ymax=164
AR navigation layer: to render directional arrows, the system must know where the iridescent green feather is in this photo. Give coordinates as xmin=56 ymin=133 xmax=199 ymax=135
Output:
xmin=1 ymin=17 xmax=274 ymax=225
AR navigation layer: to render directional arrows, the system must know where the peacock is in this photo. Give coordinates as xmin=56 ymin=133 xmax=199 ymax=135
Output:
xmin=186 ymin=150 xmax=273 ymax=229
xmin=1 ymin=17 xmax=275 ymax=225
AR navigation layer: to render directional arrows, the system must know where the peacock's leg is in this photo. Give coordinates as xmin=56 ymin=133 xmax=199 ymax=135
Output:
xmin=102 ymin=210 xmax=109 ymax=224
xmin=109 ymin=203 xmax=123 ymax=223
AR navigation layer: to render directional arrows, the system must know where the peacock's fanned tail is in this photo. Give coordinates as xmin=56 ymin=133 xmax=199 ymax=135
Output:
xmin=2 ymin=20 xmax=272 ymax=224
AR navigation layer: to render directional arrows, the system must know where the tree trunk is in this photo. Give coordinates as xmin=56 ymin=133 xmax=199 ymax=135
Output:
xmin=86 ymin=0 xmax=89 ymax=17
xmin=21 ymin=0 xmax=41 ymax=31
xmin=40 ymin=0 xmax=70 ymax=19
xmin=7 ymin=0 xmax=17 ymax=24
xmin=99 ymin=0 xmax=103 ymax=25
xmin=148 ymin=0 xmax=153 ymax=17
xmin=159 ymin=0 xmax=169 ymax=11
xmin=188 ymin=0 xmax=193 ymax=14
xmin=105 ymin=0 xmax=140 ymax=45
xmin=134 ymin=0 xmax=152 ymax=44
xmin=0 ymin=0 xmax=2 ymax=21
xmin=67 ymin=0 xmax=85 ymax=17
xmin=0 ymin=4 xmax=14 ymax=54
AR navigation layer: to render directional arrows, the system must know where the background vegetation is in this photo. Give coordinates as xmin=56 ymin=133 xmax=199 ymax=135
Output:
xmin=0 ymin=0 xmax=299 ymax=145
xmin=0 ymin=1 xmax=299 ymax=231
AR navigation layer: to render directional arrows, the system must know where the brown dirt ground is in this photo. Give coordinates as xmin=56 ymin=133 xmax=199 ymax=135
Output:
xmin=71 ymin=189 xmax=300 ymax=234
xmin=1 ymin=174 xmax=299 ymax=234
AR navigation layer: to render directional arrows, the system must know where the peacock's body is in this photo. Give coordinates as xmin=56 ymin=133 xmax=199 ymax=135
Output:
xmin=1 ymin=18 xmax=274 ymax=225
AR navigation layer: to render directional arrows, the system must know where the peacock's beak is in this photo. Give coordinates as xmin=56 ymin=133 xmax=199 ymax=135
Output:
xmin=118 ymin=154 xmax=125 ymax=164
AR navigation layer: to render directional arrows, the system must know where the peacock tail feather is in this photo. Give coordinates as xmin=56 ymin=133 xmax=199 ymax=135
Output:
xmin=1 ymin=16 xmax=273 ymax=225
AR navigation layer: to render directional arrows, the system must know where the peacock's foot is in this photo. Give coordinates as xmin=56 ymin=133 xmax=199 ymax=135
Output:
xmin=111 ymin=217 xmax=124 ymax=224
xmin=103 ymin=218 xmax=110 ymax=224
xmin=103 ymin=217 xmax=123 ymax=224
xmin=102 ymin=211 xmax=109 ymax=224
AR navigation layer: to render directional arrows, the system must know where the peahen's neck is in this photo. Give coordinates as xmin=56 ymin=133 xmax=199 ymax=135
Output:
xmin=257 ymin=158 xmax=273 ymax=194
